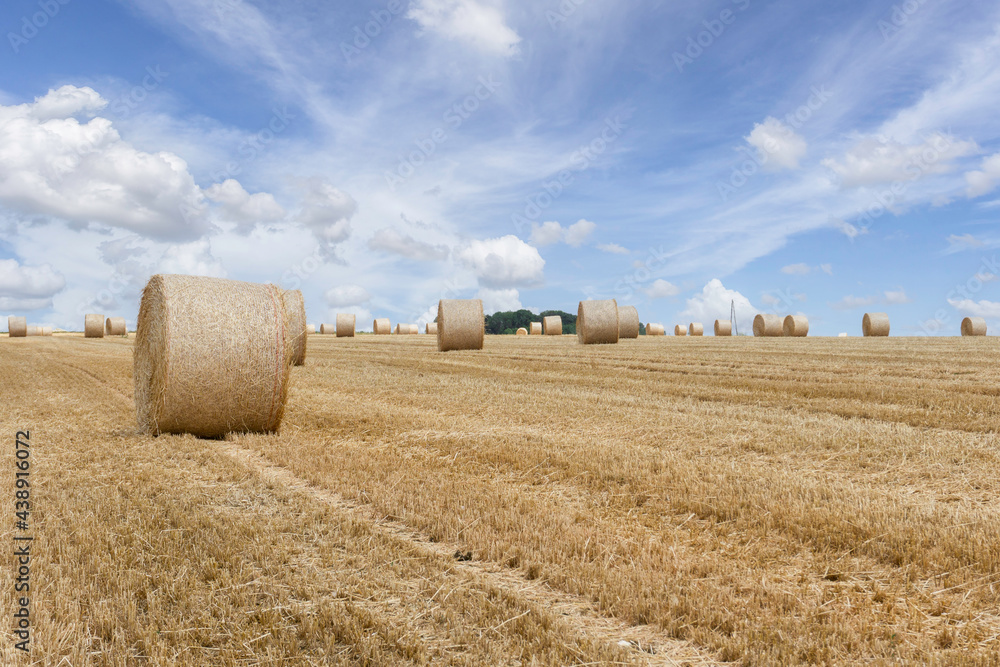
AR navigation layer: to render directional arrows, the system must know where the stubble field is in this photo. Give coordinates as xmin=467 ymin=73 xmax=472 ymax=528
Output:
xmin=2 ymin=333 xmax=999 ymax=665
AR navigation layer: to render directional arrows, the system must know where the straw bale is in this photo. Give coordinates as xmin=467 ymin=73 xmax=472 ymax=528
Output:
xmin=689 ymin=322 xmax=704 ymax=336
xmin=543 ymin=315 xmax=563 ymax=335
xmin=647 ymin=323 xmax=666 ymax=336
xmin=862 ymin=312 xmax=890 ymax=337
xmin=41 ymin=326 xmax=52 ymax=336
xmin=426 ymin=322 xmax=438 ymax=335
xmin=25 ymin=326 xmax=41 ymax=336
xmin=437 ymin=299 xmax=484 ymax=351
xmin=281 ymin=291 xmax=307 ymax=365
xmin=618 ymin=306 xmax=640 ymax=338
xmin=409 ymin=324 xmax=419 ymax=334
xmin=85 ymin=314 xmax=105 ymax=338
xmin=336 ymin=313 xmax=356 ymax=337
xmin=578 ymin=300 xmax=619 ymax=345
xmin=962 ymin=317 xmax=987 ymax=336
xmin=529 ymin=322 xmax=542 ymax=335
xmin=133 ymin=274 xmax=292 ymax=437
xmin=8 ymin=316 xmax=26 ymax=337
xmin=373 ymin=318 xmax=391 ymax=335
xmin=105 ymin=317 xmax=127 ymax=336
xmin=674 ymin=325 xmax=687 ymax=336
xmin=320 ymin=324 xmax=334 ymax=334
xmin=753 ymin=314 xmax=783 ymax=337
xmin=783 ymin=315 xmax=809 ymax=337
xmin=714 ymin=319 xmax=732 ymax=336
xmin=306 ymin=324 xmax=316 ymax=334
xmin=515 ymin=327 xmax=528 ymax=336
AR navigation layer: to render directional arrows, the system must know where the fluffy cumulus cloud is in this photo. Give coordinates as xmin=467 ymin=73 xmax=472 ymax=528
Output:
xmin=529 ymin=219 xmax=596 ymax=248
xmin=745 ymin=117 xmax=807 ymax=170
xmin=680 ymin=279 xmax=756 ymax=333
xmin=407 ymin=0 xmax=521 ymax=57
xmin=157 ymin=239 xmax=227 ymax=277
xmin=368 ymin=228 xmax=450 ymax=261
xmin=822 ymin=133 xmax=977 ymax=188
xmin=644 ymin=279 xmax=680 ymax=299
xmin=476 ymin=287 xmax=521 ymax=314
xmin=457 ymin=235 xmax=544 ymax=288
xmin=948 ymin=298 xmax=1000 ymax=319
xmin=298 ymin=180 xmax=357 ymax=248
xmin=530 ymin=221 xmax=564 ymax=247
xmin=0 ymin=259 xmax=66 ymax=310
xmin=966 ymin=152 xmax=1000 ymax=198
xmin=596 ymin=243 xmax=629 ymax=255
xmin=204 ymin=179 xmax=285 ymax=231
xmin=325 ymin=284 xmax=371 ymax=307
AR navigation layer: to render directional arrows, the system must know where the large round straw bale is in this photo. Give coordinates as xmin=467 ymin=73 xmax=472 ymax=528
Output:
xmin=674 ymin=325 xmax=687 ymax=336
xmin=336 ymin=313 xmax=356 ymax=337
xmin=426 ymin=322 xmax=438 ymax=335
xmin=41 ymin=326 xmax=52 ymax=336
xmin=962 ymin=317 xmax=987 ymax=336
xmin=783 ymin=315 xmax=809 ymax=337
xmin=409 ymin=324 xmax=419 ymax=334
xmin=714 ymin=319 xmax=732 ymax=336
xmin=373 ymin=318 xmax=391 ymax=335
xmin=306 ymin=324 xmax=316 ymax=334
xmin=753 ymin=314 xmax=783 ymax=337
xmin=437 ymin=299 xmax=484 ymax=351
xmin=133 ymin=274 xmax=292 ymax=437
xmin=647 ymin=323 xmax=665 ymax=336
xmin=282 ymin=291 xmax=307 ymax=365
xmin=689 ymin=322 xmax=704 ymax=336
xmin=85 ymin=314 xmax=105 ymax=338
xmin=618 ymin=305 xmax=640 ymax=339
xmin=320 ymin=323 xmax=334 ymax=334
xmin=516 ymin=327 xmax=528 ymax=336
xmin=105 ymin=316 xmax=127 ymax=336
xmin=25 ymin=325 xmax=41 ymax=336
xmin=543 ymin=315 xmax=563 ymax=335
xmin=862 ymin=312 xmax=890 ymax=337
xmin=8 ymin=316 xmax=26 ymax=337
xmin=578 ymin=300 xmax=619 ymax=345
xmin=394 ymin=324 xmax=404 ymax=334
xmin=529 ymin=322 xmax=542 ymax=335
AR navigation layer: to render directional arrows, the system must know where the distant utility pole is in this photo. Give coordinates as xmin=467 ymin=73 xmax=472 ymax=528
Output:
xmin=730 ymin=300 xmax=739 ymax=336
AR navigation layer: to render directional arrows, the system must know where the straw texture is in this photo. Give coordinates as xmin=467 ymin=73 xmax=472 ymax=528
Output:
xmin=85 ymin=314 xmax=105 ymax=338
xmin=336 ymin=313 xmax=356 ymax=337
xmin=437 ymin=299 xmax=484 ymax=351
xmin=618 ymin=306 xmax=640 ymax=339
xmin=320 ymin=324 xmax=334 ymax=334
xmin=426 ymin=322 xmax=438 ymax=335
xmin=646 ymin=323 xmax=665 ymax=336
xmin=373 ymin=318 xmax=391 ymax=335
xmin=25 ymin=326 xmax=41 ymax=336
xmin=674 ymin=325 xmax=687 ymax=336
xmin=543 ymin=315 xmax=563 ymax=336
xmin=529 ymin=322 xmax=542 ymax=335
xmin=8 ymin=316 xmax=26 ymax=337
xmin=105 ymin=317 xmax=127 ymax=336
xmin=962 ymin=317 xmax=987 ymax=336
xmin=41 ymin=326 xmax=52 ymax=336
xmin=133 ymin=274 xmax=293 ymax=438
xmin=516 ymin=327 xmax=528 ymax=336
xmin=283 ymin=291 xmax=307 ymax=366
xmin=306 ymin=324 xmax=316 ymax=334
xmin=783 ymin=315 xmax=809 ymax=337
xmin=753 ymin=314 xmax=783 ymax=337
xmin=714 ymin=320 xmax=732 ymax=336
xmin=578 ymin=300 xmax=619 ymax=345
xmin=689 ymin=322 xmax=704 ymax=337
xmin=862 ymin=312 xmax=890 ymax=337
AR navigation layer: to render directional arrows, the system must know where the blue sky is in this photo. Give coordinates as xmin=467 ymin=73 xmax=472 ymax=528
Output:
xmin=2 ymin=0 xmax=1000 ymax=335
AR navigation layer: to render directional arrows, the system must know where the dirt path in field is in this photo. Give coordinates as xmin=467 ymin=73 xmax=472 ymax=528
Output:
xmin=221 ymin=441 xmax=724 ymax=667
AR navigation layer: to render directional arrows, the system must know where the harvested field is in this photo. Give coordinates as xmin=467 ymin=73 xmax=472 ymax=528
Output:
xmin=2 ymin=334 xmax=1000 ymax=665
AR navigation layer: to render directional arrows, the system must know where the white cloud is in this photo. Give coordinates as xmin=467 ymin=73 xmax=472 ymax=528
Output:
xmin=0 ymin=259 xmax=66 ymax=301
xmin=760 ymin=293 xmax=781 ymax=307
xmin=29 ymin=85 xmax=107 ymax=121
xmin=830 ymin=289 xmax=909 ymax=310
xmin=822 ymin=133 xmax=977 ymax=188
xmin=820 ymin=263 xmax=833 ymax=275
xmin=325 ymin=284 xmax=371 ymax=307
xmin=204 ymin=179 xmax=285 ymax=231
xmin=965 ymin=152 xmax=1000 ymax=198
xmin=946 ymin=233 xmax=985 ymax=253
xmin=297 ymin=180 xmax=356 ymax=248
xmin=948 ymin=298 xmax=1000 ymax=319
xmin=368 ymin=228 xmax=449 ymax=261
xmin=781 ymin=263 xmax=812 ymax=275
xmin=975 ymin=272 xmax=999 ymax=283
xmin=457 ymin=235 xmax=544 ymax=288
xmin=679 ymin=279 xmax=756 ymax=333
xmin=407 ymin=0 xmax=521 ymax=57
xmin=745 ymin=117 xmax=807 ymax=170
xmin=832 ymin=219 xmax=867 ymax=240
xmin=564 ymin=219 xmax=596 ymax=247
xmin=530 ymin=221 xmax=564 ymax=247
xmin=596 ymin=243 xmax=629 ymax=255
xmin=883 ymin=288 xmax=911 ymax=304
xmin=530 ymin=219 xmax=597 ymax=248
xmin=476 ymin=287 xmax=521 ymax=314
xmin=157 ymin=239 xmax=226 ymax=277
xmin=644 ymin=279 xmax=680 ymax=299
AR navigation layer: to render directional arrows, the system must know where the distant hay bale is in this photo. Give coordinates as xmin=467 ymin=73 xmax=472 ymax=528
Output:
xmin=437 ymin=299 xmax=484 ymax=351
xmin=838 ymin=332 xmax=848 ymax=338
xmin=543 ymin=315 xmax=563 ymax=335
xmin=578 ymin=300 xmax=619 ymax=345
xmin=408 ymin=324 xmax=419 ymax=334
xmin=529 ymin=322 xmax=542 ymax=335
xmin=85 ymin=314 xmax=105 ymax=338
xmin=753 ymin=314 xmax=783 ymax=337
xmin=105 ymin=316 xmax=127 ymax=336
xmin=426 ymin=322 xmax=438 ymax=335
xmin=647 ymin=323 xmax=665 ymax=336
xmin=373 ymin=318 xmax=391 ymax=335
xmin=8 ymin=316 xmax=26 ymax=337
xmin=962 ymin=317 xmax=987 ymax=336
xmin=862 ymin=312 xmax=890 ymax=337
xmin=336 ymin=313 xmax=356 ymax=337
xmin=395 ymin=324 xmax=404 ymax=334
xmin=320 ymin=323 xmax=334 ymax=334
xmin=618 ymin=306 xmax=640 ymax=339
xmin=674 ymin=325 xmax=687 ymax=336
xmin=689 ymin=322 xmax=704 ymax=336
xmin=41 ymin=326 xmax=52 ymax=336
xmin=783 ymin=315 xmax=809 ymax=337
xmin=25 ymin=326 xmax=41 ymax=337
xmin=133 ymin=274 xmax=292 ymax=437
xmin=714 ymin=319 xmax=732 ymax=336
xmin=516 ymin=327 xmax=528 ymax=336
xmin=306 ymin=324 xmax=316 ymax=334
xmin=282 ymin=291 xmax=307 ymax=366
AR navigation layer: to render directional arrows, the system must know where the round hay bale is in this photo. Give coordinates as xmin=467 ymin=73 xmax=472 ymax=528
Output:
xmin=529 ymin=322 xmax=542 ymax=335
xmin=85 ymin=314 xmax=105 ymax=338
xmin=373 ymin=318 xmax=391 ymax=335
xmin=8 ymin=316 xmax=26 ymax=337
xmin=395 ymin=324 xmax=404 ymax=334
xmin=320 ymin=323 xmax=335 ymax=334
xmin=862 ymin=312 xmax=890 ymax=337
xmin=306 ymin=324 xmax=316 ymax=334
xmin=753 ymin=314 xmax=783 ymax=337
xmin=336 ymin=313 xmax=356 ymax=337
xmin=133 ymin=274 xmax=292 ymax=437
xmin=543 ymin=315 xmax=563 ymax=335
xmin=409 ymin=324 xmax=419 ymax=334
xmin=41 ymin=326 xmax=52 ymax=336
xmin=689 ymin=322 xmax=704 ymax=336
xmin=25 ymin=325 xmax=41 ymax=336
xmin=426 ymin=322 xmax=438 ymax=335
xmin=647 ymin=323 xmax=665 ymax=336
xmin=618 ymin=305 xmax=640 ymax=339
xmin=783 ymin=315 xmax=809 ymax=337
xmin=962 ymin=317 xmax=987 ymax=336
xmin=714 ymin=319 xmax=732 ymax=336
xmin=674 ymin=325 xmax=687 ymax=336
xmin=105 ymin=316 xmax=127 ymax=336
xmin=578 ymin=300 xmax=619 ymax=345
xmin=282 ymin=291 xmax=307 ymax=366
xmin=437 ymin=299 xmax=484 ymax=351
xmin=515 ymin=327 xmax=528 ymax=336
